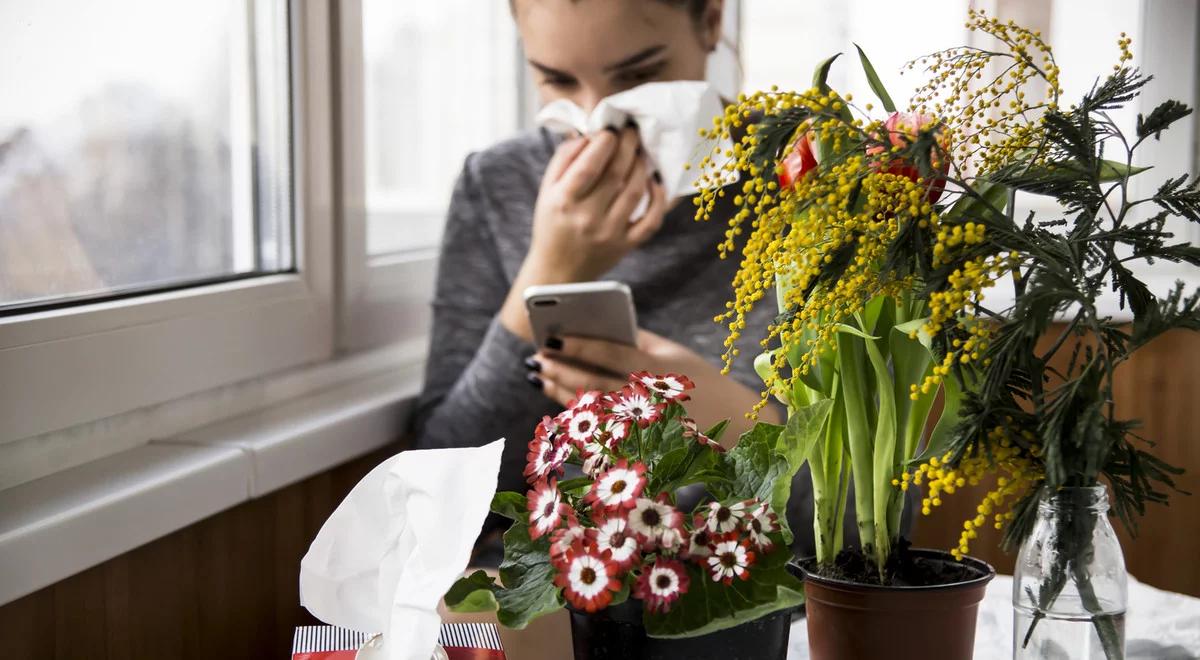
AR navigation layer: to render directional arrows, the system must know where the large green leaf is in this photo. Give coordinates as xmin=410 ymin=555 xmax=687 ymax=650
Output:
xmin=944 ymin=178 xmax=1011 ymax=222
xmin=774 ymin=398 xmax=835 ymax=544
xmin=643 ymin=540 xmax=804 ymax=638
xmin=490 ymin=491 xmax=528 ymax=521
xmin=854 ymin=43 xmax=896 ymax=113
xmin=446 ymin=494 xmax=563 ymax=629
xmin=724 ymin=422 xmax=788 ymax=505
xmin=444 ymin=570 xmax=499 ymax=612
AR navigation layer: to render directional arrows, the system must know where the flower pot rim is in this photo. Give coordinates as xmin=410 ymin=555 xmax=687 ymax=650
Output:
xmin=795 ymin=547 xmax=995 ymax=593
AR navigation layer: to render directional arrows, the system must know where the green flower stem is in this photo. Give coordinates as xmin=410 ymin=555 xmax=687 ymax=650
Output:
xmin=861 ymin=318 xmax=899 ymax=573
xmin=813 ymin=388 xmax=846 ymax=563
xmin=837 ymin=331 xmax=878 ymax=569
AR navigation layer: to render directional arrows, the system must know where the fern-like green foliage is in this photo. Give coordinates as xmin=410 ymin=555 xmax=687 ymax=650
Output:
xmin=918 ymin=69 xmax=1197 ymax=548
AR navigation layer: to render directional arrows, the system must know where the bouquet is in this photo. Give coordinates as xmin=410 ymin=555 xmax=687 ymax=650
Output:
xmin=445 ymin=372 xmax=812 ymax=637
xmin=690 ymin=9 xmax=1196 ymax=582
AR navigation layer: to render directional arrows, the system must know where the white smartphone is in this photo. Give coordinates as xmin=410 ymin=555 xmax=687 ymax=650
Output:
xmin=524 ymin=281 xmax=638 ymax=348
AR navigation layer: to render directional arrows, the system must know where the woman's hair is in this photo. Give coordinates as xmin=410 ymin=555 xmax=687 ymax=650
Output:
xmin=510 ymin=0 xmax=709 ymax=25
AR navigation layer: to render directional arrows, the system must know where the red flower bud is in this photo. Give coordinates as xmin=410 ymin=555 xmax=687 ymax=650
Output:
xmin=777 ymin=130 xmax=818 ymax=188
xmin=867 ymin=111 xmax=950 ymax=203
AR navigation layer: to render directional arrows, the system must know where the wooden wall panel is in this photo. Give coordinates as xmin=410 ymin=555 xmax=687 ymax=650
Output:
xmin=0 ymin=445 xmax=399 ymax=660
xmin=913 ymin=327 xmax=1200 ymax=598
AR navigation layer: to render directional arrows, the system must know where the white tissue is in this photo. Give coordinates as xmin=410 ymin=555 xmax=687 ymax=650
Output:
xmin=300 ymin=439 xmax=505 ymax=660
xmin=536 ymin=80 xmax=737 ymax=218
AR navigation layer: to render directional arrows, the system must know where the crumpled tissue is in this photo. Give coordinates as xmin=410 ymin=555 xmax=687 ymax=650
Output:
xmin=299 ymin=439 xmax=505 ymax=660
xmin=537 ymin=80 xmax=736 ymax=219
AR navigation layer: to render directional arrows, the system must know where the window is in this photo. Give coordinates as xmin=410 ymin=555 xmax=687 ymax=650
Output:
xmin=0 ymin=0 xmax=332 ymax=488
xmin=0 ymin=0 xmax=292 ymax=312
xmin=362 ymin=0 xmax=521 ymax=256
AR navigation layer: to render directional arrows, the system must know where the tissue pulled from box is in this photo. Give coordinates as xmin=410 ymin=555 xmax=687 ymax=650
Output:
xmin=300 ymin=439 xmax=505 ymax=660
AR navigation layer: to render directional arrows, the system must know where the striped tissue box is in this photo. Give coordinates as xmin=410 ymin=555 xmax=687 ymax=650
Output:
xmin=292 ymin=623 xmax=506 ymax=660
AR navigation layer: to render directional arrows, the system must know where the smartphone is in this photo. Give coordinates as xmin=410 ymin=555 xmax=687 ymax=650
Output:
xmin=524 ymin=281 xmax=638 ymax=348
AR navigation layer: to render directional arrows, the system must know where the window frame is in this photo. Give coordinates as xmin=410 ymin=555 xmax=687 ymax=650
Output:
xmin=0 ymin=0 xmax=336 ymax=484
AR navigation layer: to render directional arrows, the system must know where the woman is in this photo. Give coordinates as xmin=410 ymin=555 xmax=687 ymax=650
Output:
xmin=413 ymin=0 xmax=834 ymax=559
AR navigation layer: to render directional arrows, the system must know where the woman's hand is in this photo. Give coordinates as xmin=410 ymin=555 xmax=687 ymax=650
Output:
xmin=526 ymin=329 xmax=781 ymax=446
xmin=498 ymin=127 xmax=667 ymax=341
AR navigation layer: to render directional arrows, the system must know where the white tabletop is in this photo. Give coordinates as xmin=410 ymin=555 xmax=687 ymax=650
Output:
xmin=787 ymin=575 xmax=1200 ymax=660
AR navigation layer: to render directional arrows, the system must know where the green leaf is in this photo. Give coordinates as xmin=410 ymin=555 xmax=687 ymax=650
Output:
xmin=775 ymin=398 xmax=835 ymax=544
xmin=1098 ymin=158 xmax=1149 ymax=181
xmin=724 ymin=422 xmax=788 ymax=505
xmin=493 ymin=517 xmax=563 ymax=629
xmin=945 ymin=178 xmax=1010 ymax=221
xmin=863 ymin=330 xmax=899 ymax=572
xmin=854 ymin=43 xmax=896 ymax=113
xmin=835 ymin=323 xmax=879 ymax=340
xmin=911 ymin=372 xmax=966 ymax=465
xmin=704 ymin=419 xmax=731 ymax=443
xmin=812 ymin=52 xmax=842 ymax=94
xmin=491 ymin=491 xmax=527 ymax=521
xmin=444 ymin=570 xmax=500 ymax=613
xmin=1137 ymin=99 xmax=1192 ymax=141
xmin=643 ymin=544 xmax=804 ymax=638
xmin=556 ymin=477 xmax=593 ymax=494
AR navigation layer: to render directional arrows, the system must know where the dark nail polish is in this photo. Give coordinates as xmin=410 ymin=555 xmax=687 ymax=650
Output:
xmin=545 ymin=337 xmax=563 ymax=350
xmin=526 ymin=372 xmax=544 ymax=389
xmin=653 ymin=170 xmax=663 ymax=183
xmin=625 ymin=117 xmax=638 ymax=129
xmin=604 ymin=125 xmax=619 ymax=135
xmin=524 ymin=356 xmax=541 ymax=372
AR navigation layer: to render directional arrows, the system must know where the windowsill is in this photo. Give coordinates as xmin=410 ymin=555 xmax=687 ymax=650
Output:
xmin=0 ymin=347 xmax=427 ymax=607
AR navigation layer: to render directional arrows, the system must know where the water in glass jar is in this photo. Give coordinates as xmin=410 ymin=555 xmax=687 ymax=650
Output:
xmin=1013 ymin=604 xmax=1126 ymax=660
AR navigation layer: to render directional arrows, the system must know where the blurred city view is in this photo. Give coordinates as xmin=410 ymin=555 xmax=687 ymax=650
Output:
xmin=0 ymin=1 xmax=271 ymax=310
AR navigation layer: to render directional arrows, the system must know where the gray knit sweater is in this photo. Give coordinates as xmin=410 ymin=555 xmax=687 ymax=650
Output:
xmin=411 ymin=128 xmax=840 ymax=555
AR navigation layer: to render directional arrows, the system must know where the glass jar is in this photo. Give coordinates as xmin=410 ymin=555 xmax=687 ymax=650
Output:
xmin=1013 ymin=486 xmax=1127 ymax=660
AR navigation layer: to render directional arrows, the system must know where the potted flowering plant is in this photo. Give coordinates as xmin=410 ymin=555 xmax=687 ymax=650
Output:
xmin=692 ymin=9 xmax=1197 ymax=660
xmin=445 ymin=372 xmax=816 ymax=660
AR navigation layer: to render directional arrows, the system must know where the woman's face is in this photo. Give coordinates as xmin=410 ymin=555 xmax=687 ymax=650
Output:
xmin=513 ymin=0 xmax=722 ymax=112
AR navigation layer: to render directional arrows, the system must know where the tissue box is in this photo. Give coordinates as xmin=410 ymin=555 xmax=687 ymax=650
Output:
xmin=292 ymin=624 xmax=506 ymax=660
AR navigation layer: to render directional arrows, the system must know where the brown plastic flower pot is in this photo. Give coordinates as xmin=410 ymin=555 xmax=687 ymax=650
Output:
xmin=800 ymin=549 xmax=994 ymax=660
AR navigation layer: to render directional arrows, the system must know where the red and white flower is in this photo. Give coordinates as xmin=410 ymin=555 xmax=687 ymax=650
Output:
xmin=584 ymin=460 xmax=646 ymax=511
xmin=609 ymin=384 xmax=663 ymax=428
xmin=681 ymin=417 xmax=725 ymax=453
xmin=632 ymin=371 xmax=695 ymax=401
xmin=633 ymin=558 xmax=691 ymax=613
xmin=568 ymin=389 xmax=603 ymax=410
xmin=524 ymin=435 xmax=561 ymax=484
xmin=704 ymin=500 xmax=748 ymax=534
xmin=527 ymin=479 xmax=567 ymax=540
xmin=628 ymin=496 xmax=683 ymax=549
xmin=550 ymin=525 xmax=594 ymax=562
xmin=686 ymin=519 xmax=716 ymax=559
xmin=554 ymin=543 xmax=621 ymax=612
xmin=581 ymin=450 xmax=612 ymax=478
xmin=706 ymin=536 xmax=756 ymax=585
xmin=566 ymin=405 xmax=604 ymax=445
xmin=744 ymin=501 xmax=779 ymax=550
xmin=602 ymin=418 xmax=631 ymax=449
xmin=593 ymin=513 xmax=640 ymax=570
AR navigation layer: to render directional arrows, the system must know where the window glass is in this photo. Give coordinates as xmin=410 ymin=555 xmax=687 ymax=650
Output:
xmin=362 ymin=0 xmax=520 ymax=255
xmin=0 ymin=0 xmax=291 ymax=312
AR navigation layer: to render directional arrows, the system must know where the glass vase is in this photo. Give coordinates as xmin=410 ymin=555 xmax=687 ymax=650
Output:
xmin=1013 ymin=486 xmax=1127 ymax=660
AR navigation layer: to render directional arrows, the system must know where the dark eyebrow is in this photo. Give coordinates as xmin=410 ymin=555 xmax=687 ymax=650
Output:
xmin=528 ymin=59 xmax=573 ymax=79
xmin=602 ymin=45 xmax=667 ymax=72
xmin=527 ymin=45 xmax=667 ymax=80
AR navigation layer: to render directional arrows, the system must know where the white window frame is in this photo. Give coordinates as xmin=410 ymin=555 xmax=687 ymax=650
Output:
xmin=0 ymin=0 xmax=337 ymax=487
